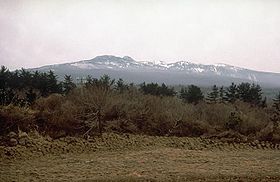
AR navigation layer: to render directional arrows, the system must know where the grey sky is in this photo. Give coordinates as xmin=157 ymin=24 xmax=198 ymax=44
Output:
xmin=0 ymin=0 xmax=280 ymax=72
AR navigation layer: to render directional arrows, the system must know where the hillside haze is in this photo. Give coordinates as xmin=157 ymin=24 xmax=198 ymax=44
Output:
xmin=30 ymin=55 xmax=280 ymax=88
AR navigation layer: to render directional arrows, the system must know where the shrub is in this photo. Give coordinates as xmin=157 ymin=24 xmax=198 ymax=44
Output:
xmin=33 ymin=94 xmax=82 ymax=136
xmin=225 ymin=111 xmax=242 ymax=131
xmin=0 ymin=105 xmax=36 ymax=135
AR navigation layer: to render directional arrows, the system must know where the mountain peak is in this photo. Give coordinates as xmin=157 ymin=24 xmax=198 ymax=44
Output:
xmin=30 ymin=55 xmax=280 ymax=87
xmin=122 ymin=56 xmax=135 ymax=62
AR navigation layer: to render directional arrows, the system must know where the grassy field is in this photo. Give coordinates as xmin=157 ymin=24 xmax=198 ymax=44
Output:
xmin=1 ymin=133 xmax=280 ymax=181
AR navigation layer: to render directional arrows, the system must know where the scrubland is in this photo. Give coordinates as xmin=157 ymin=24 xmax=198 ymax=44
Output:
xmin=1 ymin=81 xmax=280 ymax=181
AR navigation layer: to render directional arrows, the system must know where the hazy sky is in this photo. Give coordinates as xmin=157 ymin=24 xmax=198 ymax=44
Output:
xmin=1 ymin=0 xmax=280 ymax=72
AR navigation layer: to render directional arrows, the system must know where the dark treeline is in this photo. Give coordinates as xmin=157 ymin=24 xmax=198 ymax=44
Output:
xmin=0 ymin=66 xmax=76 ymax=106
xmin=0 ymin=65 xmax=278 ymax=108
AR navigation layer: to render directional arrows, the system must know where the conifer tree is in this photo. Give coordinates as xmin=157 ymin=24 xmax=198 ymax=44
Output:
xmin=47 ymin=70 xmax=61 ymax=94
xmin=206 ymin=85 xmax=219 ymax=103
xmin=237 ymin=82 xmax=251 ymax=103
xmin=180 ymin=85 xmax=204 ymax=104
xmin=115 ymin=78 xmax=129 ymax=93
xmin=62 ymin=75 xmax=76 ymax=94
xmin=99 ymin=74 xmax=115 ymax=89
xmin=159 ymin=83 xmax=176 ymax=96
xmin=225 ymin=82 xmax=238 ymax=103
xmin=271 ymin=92 xmax=280 ymax=128
xmin=249 ymin=83 xmax=262 ymax=106
xmin=25 ymin=88 xmax=37 ymax=105
xmin=219 ymin=86 xmax=227 ymax=103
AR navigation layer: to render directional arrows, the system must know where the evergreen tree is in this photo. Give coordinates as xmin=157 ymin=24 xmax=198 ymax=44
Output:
xmin=237 ymin=82 xmax=251 ymax=103
xmin=19 ymin=69 xmax=32 ymax=90
xmin=271 ymin=92 xmax=280 ymax=129
xmin=140 ymin=82 xmax=175 ymax=96
xmin=62 ymin=75 xmax=76 ymax=94
xmin=46 ymin=70 xmax=62 ymax=94
xmin=180 ymin=85 xmax=204 ymax=104
xmin=115 ymin=78 xmax=129 ymax=93
xmin=99 ymin=74 xmax=115 ymax=89
xmin=0 ymin=66 xmax=9 ymax=90
xmin=0 ymin=66 xmax=16 ymax=105
xmin=159 ymin=83 xmax=176 ymax=96
xmin=85 ymin=75 xmax=94 ymax=87
xmin=206 ymin=85 xmax=219 ymax=103
xmin=25 ymin=88 xmax=37 ymax=105
xmin=219 ymin=86 xmax=227 ymax=103
xmin=140 ymin=82 xmax=159 ymax=95
xmin=249 ymin=83 xmax=262 ymax=106
xmin=225 ymin=82 xmax=238 ymax=103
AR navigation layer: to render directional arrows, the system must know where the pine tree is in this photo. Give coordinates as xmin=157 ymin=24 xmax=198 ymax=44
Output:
xmin=206 ymin=85 xmax=219 ymax=103
xmin=47 ymin=70 xmax=61 ymax=94
xmin=0 ymin=66 xmax=9 ymax=90
xmin=237 ymin=82 xmax=251 ymax=103
xmin=19 ymin=69 xmax=32 ymax=90
xmin=99 ymin=74 xmax=115 ymax=89
xmin=249 ymin=83 xmax=262 ymax=106
xmin=62 ymin=75 xmax=76 ymax=94
xmin=271 ymin=92 xmax=280 ymax=130
xmin=180 ymin=85 xmax=204 ymax=104
xmin=225 ymin=82 xmax=238 ymax=103
xmin=85 ymin=75 xmax=93 ymax=87
xmin=25 ymin=88 xmax=37 ymax=105
xmin=159 ymin=83 xmax=176 ymax=96
xmin=115 ymin=78 xmax=129 ymax=93
xmin=219 ymin=86 xmax=227 ymax=103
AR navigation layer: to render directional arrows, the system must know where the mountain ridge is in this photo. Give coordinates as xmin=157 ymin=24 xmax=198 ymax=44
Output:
xmin=29 ymin=55 xmax=280 ymax=88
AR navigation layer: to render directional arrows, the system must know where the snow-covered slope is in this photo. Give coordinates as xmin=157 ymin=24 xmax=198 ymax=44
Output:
xmin=30 ymin=55 xmax=280 ymax=87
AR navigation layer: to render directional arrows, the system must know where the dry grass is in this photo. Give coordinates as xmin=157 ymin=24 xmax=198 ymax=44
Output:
xmin=1 ymin=133 xmax=280 ymax=181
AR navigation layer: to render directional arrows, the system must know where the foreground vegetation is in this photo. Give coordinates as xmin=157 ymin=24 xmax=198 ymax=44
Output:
xmin=1 ymin=66 xmax=280 ymax=181
xmin=0 ymin=66 xmax=280 ymax=144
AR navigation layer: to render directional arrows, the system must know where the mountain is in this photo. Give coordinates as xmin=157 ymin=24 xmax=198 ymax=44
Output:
xmin=30 ymin=55 xmax=280 ymax=87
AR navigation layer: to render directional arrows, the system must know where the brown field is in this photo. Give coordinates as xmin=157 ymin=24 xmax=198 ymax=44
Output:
xmin=1 ymin=133 xmax=280 ymax=181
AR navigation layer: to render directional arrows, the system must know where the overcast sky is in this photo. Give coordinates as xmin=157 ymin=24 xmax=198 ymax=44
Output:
xmin=0 ymin=0 xmax=280 ymax=72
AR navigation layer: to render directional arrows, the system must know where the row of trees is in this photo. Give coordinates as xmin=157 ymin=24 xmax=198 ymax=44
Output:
xmin=0 ymin=65 xmax=278 ymax=108
xmin=139 ymin=82 xmax=176 ymax=97
xmin=178 ymin=82 xmax=265 ymax=107
xmin=205 ymin=83 xmax=265 ymax=107
xmin=0 ymin=66 xmax=75 ymax=105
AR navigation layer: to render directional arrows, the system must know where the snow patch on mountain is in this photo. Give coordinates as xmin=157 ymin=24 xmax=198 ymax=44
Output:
xmin=193 ymin=68 xmax=205 ymax=73
xmin=71 ymin=63 xmax=98 ymax=69
xmin=68 ymin=55 xmax=263 ymax=82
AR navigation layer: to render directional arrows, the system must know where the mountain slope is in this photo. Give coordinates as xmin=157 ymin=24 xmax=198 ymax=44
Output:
xmin=30 ymin=55 xmax=280 ymax=87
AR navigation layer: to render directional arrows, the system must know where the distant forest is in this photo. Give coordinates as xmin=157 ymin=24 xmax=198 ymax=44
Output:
xmin=0 ymin=66 xmax=277 ymax=107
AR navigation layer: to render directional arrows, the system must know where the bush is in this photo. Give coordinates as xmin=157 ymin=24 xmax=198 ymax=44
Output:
xmin=33 ymin=94 xmax=82 ymax=137
xmin=0 ymin=105 xmax=36 ymax=135
xmin=225 ymin=111 xmax=242 ymax=131
xmin=0 ymin=84 xmax=276 ymax=142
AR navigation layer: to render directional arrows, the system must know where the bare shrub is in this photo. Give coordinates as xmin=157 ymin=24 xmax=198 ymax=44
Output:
xmin=33 ymin=94 xmax=81 ymax=136
xmin=194 ymin=103 xmax=233 ymax=127
xmin=4 ymin=85 xmax=273 ymax=141
xmin=0 ymin=105 xmax=36 ymax=135
xmin=68 ymin=86 xmax=119 ymax=136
